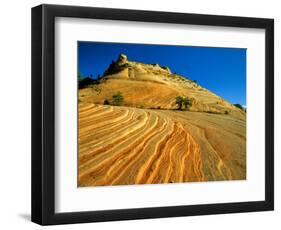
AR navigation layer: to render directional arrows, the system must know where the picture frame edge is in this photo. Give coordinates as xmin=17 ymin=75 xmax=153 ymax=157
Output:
xmin=31 ymin=4 xmax=274 ymax=225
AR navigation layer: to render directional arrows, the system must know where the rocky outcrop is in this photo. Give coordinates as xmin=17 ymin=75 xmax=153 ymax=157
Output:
xmin=117 ymin=53 xmax=128 ymax=64
xmin=82 ymin=53 xmax=245 ymax=118
xmin=103 ymin=53 xmax=172 ymax=78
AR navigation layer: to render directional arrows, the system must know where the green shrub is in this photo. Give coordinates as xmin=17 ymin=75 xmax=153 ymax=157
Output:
xmin=183 ymin=97 xmax=192 ymax=110
xmin=176 ymin=96 xmax=184 ymax=110
xmin=112 ymin=91 xmax=124 ymax=106
xmin=175 ymin=96 xmax=192 ymax=110
xmin=233 ymin=104 xmax=244 ymax=110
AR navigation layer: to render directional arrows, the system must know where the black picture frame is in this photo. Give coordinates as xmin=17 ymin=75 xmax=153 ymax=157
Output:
xmin=31 ymin=4 xmax=274 ymax=225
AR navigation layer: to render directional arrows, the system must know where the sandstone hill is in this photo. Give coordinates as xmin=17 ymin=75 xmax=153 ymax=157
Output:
xmin=79 ymin=54 xmax=245 ymax=119
xmin=78 ymin=53 xmax=246 ymax=186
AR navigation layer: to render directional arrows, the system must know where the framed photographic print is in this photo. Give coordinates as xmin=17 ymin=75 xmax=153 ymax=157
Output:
xmin=31 ymin=4 xmax=274 ymax=225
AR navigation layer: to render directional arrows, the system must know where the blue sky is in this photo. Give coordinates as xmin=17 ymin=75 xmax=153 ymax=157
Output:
xmin=78 ymin=42 xmax=246 ymax=106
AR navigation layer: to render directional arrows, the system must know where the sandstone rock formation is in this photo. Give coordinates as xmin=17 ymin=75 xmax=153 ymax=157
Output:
xmin=80 ymin=53 xmax=245 ymax=119
xmin=78 ymin=53 xmax=246 ymax=187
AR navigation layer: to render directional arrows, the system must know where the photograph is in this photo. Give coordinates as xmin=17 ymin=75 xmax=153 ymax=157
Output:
xmin=77 ymin=42 xmax=247 ymax=187
xmin=30 ymin=3 xmax=274 ymax=225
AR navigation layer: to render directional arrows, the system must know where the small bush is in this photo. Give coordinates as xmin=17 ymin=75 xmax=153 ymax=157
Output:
xmin=225 ymin=110 xmax=229 ymax=115
xmin=183 ymin=97 xmax=192 ymax=110
xmin=175 ymin=96 xmax=192 ymax=110
xmin=78 ymin=77 xmax=96 ymax=89
xmin=104 ymin=99 xmax=110 ymax=105
xmin=233 ymin=104 xmax=244 ymax=110
xmin=176 ymin=96 xmax=184 ymax=110
xmin=112 ymin=91 xmax=124 ymax=106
